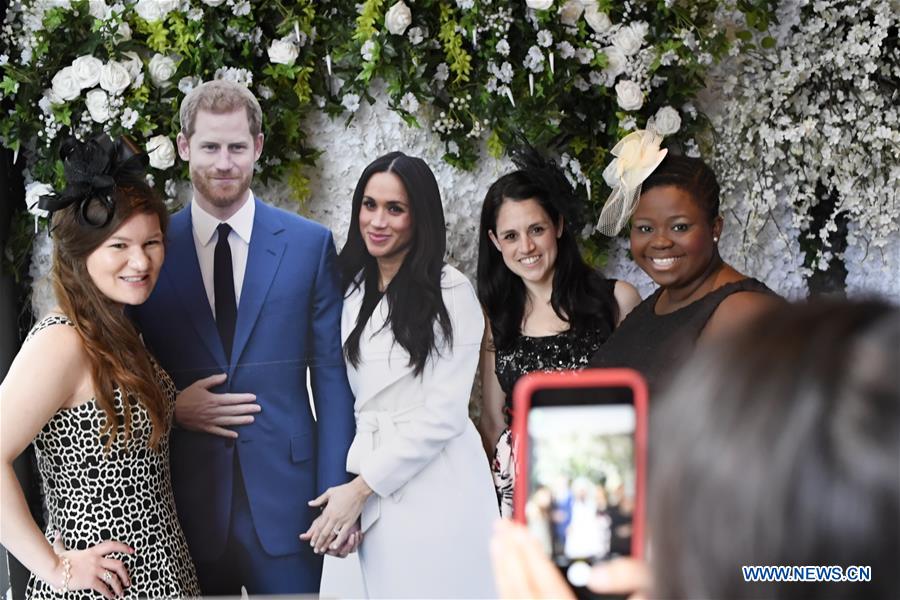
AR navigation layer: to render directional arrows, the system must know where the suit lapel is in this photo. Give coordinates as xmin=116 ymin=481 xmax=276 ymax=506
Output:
xmin=166 ymin=208 xmax=228 ymax=366
xmin=230 ymin=199 xmax=286 ymax=373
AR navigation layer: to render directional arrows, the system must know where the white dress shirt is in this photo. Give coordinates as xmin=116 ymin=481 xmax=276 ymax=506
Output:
xmin=191 ymin=192 xmax=255 ymax=317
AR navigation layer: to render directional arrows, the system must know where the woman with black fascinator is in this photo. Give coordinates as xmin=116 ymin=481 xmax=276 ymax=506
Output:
xmin=299 ymin=152 xmax=497 ymax=597
xmin=477 ymin=149 xmax=642 ymax=518
xmin=0 ymin=135 xmax=199 ymax=598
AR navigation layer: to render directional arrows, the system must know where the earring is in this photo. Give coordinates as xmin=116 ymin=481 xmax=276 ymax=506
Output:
xmin=713 ymin=236 xmax=719 ymax=242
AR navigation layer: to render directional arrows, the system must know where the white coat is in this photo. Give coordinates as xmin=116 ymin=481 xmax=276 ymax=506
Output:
xmin=342 ymin=265 xmax=499 ymax=598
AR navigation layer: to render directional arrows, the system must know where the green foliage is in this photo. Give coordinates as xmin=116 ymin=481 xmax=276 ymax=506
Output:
xmin=354 ymin=0 xmax=386 ymax=42
xmin=437 ymin=6 xmax=471 ymax=83
xmin=1 ymin=0 xmax=778 ymax=284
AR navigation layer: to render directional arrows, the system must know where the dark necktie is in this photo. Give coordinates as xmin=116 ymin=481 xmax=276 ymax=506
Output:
xmin=214 ymin=223 xmax=237 ymax=361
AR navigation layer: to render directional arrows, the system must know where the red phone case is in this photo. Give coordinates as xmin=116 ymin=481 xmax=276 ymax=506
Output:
xmin=511 ymin=368 xmax=649 ymax=559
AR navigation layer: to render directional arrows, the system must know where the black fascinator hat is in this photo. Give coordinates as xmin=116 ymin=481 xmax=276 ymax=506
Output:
xmin=508 ymin=143 xmax=586 ymax=235
xmin=39 ymin=134 xmax=149 ymax=229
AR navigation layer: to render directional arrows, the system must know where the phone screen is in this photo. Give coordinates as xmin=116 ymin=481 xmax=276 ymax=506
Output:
xmin=527 ymin=402 xmax=636 ymax=587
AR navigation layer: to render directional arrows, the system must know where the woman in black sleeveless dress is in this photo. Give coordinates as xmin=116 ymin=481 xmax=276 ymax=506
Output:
xmin=591 ymin=151 xmax=781 ymax=392
xmin=477 ymin=156 xmax=641 ymax=517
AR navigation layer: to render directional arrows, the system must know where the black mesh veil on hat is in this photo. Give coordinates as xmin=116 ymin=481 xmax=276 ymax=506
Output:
xmin=508 ymin=143 xmax=586 ymax=234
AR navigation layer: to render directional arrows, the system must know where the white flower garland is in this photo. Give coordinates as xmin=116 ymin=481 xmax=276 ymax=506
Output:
xmin=709 ymin=0 xmax=899 ymax=297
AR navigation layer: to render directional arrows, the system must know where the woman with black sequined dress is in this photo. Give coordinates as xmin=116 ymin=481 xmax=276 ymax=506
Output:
xmin=476 ymin=153 xmax=641 ymax=517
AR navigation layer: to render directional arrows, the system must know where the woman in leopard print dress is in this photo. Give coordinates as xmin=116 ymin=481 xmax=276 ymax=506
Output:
xmin=0 ymin=135 xmax=199 ymax=598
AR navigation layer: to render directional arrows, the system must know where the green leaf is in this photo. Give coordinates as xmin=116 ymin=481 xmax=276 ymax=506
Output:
xmin=0 ymin=76 xmax=19 ymax=96
xmin=487 ymin=130 xmax=504 ymax=159
xmin=438 ymin=5 xmax=471 ymax=83
xmin=285 ymin=161 xmax=311 ymax=204
xmin=354 ymin=0 xmax=386 ymax=42
xmin=761 ymin=36 xmax=776 ymax=49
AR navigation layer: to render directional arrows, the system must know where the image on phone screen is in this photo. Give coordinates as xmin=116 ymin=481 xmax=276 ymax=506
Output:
xmin=525 ymin=403 xmax=636 ymax=589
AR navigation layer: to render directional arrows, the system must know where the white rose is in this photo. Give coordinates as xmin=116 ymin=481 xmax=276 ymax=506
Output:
xmin=25 ymin=182 xmax=54 ymax=218
xmin=71 ymin=55 xmax=103 ymax=89
xmin=526 ymin=0 xmax=553 ymax=9
xmin=267 ymin=38 xmax=299 ymax=66
xmin=99 ymin=61 xmax=131 ymax=95
xmin=134 ymin=0 xmax=177 ymax=21
xmin=612 ymin=22 xmax=646 ymax=56
xmin=85 ymin=89 xmax=111 ymax=123
xmin=201 ymin=0 xmax=226 ymax=5
xmin=51 ymin=67 xmax=80 ymax=101
xmin=117 ymin=21 xmax=132 ymax=40
xmin=121 ymin=51 xmax=143 ymax=79
xmin=584 ymin=6 xmax=612 ymax=33
xmin=385 ymin=1 xmax=412 ymax=36
xmin=615 ymin=79 xmax=643 ymax=111
xmin=88 ymin=0 xmax=111 ymax=20
xmin=148 ymin=53 xmax=176 ymax=86
xmin=558 ymin=1 xmax=583 ymax=26
xmin=652 ymin=106 xmax=681 ymax=136
xmin=603 ymin=46 xmax=627 ymax=78
xmin=147 ymin=135 xmax=176 ymax=170
xmin=134 ymin=0 xmax=164 ymax=21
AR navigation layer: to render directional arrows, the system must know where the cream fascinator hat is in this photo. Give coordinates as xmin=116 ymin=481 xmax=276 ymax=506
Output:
xmin=596 ymin=129 xmax=668 ymax=236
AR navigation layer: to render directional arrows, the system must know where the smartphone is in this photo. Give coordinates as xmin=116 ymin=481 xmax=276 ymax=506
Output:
xmin=511 ymin=368 xmax=648 ymax=598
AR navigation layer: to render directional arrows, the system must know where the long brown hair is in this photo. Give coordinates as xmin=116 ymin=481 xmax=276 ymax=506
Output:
xmin=47 ymin=139 xmax=169 ymax=450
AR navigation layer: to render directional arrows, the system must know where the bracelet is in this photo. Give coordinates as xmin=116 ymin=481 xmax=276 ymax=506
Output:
xmin=53 ymin=557 xmax=71 ymax=595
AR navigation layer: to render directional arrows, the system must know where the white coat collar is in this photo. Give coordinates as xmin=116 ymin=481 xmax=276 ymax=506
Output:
xmin=342 ymin=277 xmax=414 ymax=411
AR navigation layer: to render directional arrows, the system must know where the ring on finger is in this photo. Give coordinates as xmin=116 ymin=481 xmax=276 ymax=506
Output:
xmin=102 ymin=571 xmax=113 ymax=583
xmin=332 ymin=526 xmax=341 ymax=536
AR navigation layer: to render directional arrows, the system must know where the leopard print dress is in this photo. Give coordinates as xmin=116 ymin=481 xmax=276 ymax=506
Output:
xmin=24 ymin=315 xmax=200 ymax=599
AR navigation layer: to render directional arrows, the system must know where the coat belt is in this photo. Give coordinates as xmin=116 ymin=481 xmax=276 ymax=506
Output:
xmin=346 ymin=404 xmax=423 ymax=532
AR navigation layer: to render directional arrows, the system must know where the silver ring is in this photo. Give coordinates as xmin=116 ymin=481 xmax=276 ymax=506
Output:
xmin=102 ymin=571 xmax=113 ymax=583
xmin=332 ymin=527 xmax=341 ymax=536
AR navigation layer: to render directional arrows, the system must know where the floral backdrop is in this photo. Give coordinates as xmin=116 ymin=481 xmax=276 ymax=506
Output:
xmin=2 ymin=0 xmax=898 ymax=314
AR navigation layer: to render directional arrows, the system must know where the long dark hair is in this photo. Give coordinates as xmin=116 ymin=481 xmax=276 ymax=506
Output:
xmin=338 ymin=151 xmax=452 ymax=376
xmin=47 ymin=135 xmax=169 ymax=450
xmin=651 ymin=299 xmax=900 ymax=599
xmin=477 ymin=169 xmax=618 ymax=351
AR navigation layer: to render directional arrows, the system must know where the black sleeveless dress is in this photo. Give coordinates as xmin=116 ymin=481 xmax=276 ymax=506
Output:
xmin=590 ymin=278 xmax=777 ymax=393
xmin=490 ymin=278 xmax=618 ymax=516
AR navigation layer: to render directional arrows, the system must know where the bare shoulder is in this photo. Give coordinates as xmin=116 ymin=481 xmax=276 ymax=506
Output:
xmin=703 ymin=291 xmax=782 ymax=340
xmin=10 ymin=318 xmax=89 ymax=398
xmin=613 ymin=280 xmax=642 ymax=324
xmin=1 ymin=319 xmax=91 ymax=458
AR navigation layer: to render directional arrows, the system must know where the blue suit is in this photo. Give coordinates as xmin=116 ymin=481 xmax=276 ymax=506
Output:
xmin=132 ymin=198 xmax=355 ymax=593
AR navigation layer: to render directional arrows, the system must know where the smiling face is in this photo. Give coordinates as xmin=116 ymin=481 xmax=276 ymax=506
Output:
xmin=630 ymin=185 xmax=722 ymax=290
xmin=359 ymin=171 xmax=414 ymax=263
xmin=86 ymin=211 xmax=165 ymax=307
xmin=489 ymin=197 xmax=562 ymax=289
xmin=177 ymin=108 xmax=263 ymax=220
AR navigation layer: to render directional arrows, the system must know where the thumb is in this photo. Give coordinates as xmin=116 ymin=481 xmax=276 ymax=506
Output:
xmin=307 ymin=490 xmax=329 ymax=507
xmin=52 ymin=531 xmax=65 ymax=554
xmin=198 ymin=373 xmax=228 ymax=389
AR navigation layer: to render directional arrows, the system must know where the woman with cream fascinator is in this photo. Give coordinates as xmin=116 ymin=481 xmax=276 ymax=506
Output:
xmin=588 ymin=129 xmax=782 ymax=392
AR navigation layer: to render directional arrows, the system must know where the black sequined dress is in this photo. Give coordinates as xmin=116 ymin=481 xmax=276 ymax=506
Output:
xmin=489 ymin=279 xmax=618 ymax=516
